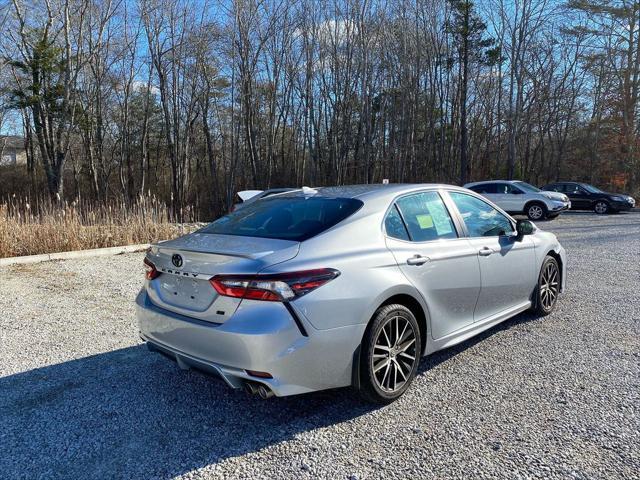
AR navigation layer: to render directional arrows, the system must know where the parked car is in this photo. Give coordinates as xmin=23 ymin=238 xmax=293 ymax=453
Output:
xmin=231 ymin=188 xmax=296 ymax=212
xmin=464 ymin=180 xmax=571 ymax=221
xmin=541 ymin=181 xmax=636 ymax=214
xmin=137 ymin=184 xmax=566 ymax=403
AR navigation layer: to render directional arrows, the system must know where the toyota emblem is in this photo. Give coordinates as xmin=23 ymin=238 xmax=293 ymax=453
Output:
xmin=171 ymin=254 xmax=183 ymax=268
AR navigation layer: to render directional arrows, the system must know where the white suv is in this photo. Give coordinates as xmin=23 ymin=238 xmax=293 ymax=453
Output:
xmin=464 ymin=180 xmax=571 ymax=220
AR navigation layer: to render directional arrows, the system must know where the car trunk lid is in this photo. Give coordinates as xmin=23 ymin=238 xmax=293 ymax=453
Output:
xmin=145 ymin=232 xmax=299 ymax=323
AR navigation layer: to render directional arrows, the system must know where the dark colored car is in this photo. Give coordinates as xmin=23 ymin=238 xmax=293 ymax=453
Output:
xmin=542 ymin=182 xmax=635 ymax=214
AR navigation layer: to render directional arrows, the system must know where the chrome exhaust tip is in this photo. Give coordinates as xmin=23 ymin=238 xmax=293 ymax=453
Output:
xmin=257 ymin=384 xmax=274 ymax=399
xmin=244 ymin=382 xmax=259 ymax=395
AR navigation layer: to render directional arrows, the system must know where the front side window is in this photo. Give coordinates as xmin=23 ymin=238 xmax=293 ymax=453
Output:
xmin=497 ymin=183 xmax=523 ymax=194
xmin=449 ymin=192 xmax=514 ymax=237
xmin=200 ymin=196 xmax=363 ymax=241
xmin=394 ymin=192 xmax=457 ymax=242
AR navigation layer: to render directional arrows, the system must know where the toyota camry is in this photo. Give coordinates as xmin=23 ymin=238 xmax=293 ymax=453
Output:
xmin=136 ymin=184 xmax=566 ymax=403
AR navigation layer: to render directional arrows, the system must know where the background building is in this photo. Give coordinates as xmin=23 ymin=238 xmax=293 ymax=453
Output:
xmin=0 ymin=136 xmax=27 ymax=166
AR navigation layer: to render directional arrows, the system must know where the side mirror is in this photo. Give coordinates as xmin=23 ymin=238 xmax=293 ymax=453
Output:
xmin=515 ymin=219 xmax=534 ymax=241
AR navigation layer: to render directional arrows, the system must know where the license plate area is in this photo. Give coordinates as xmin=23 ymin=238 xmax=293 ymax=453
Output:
xmin=156 ymin=275 xmax=215 ymax=312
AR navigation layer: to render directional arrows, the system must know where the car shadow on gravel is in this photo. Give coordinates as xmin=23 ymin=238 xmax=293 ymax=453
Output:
xmin=1 ymin=310 xmax=552 ymax=479
xmin=0 ymin=344 xmax=378 ymax=478
xmin=1 ymin=311 xmax=548 ymax=479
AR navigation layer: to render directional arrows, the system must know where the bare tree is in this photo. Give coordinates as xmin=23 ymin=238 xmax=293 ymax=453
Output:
xmin=0 ymin=0 xmax=637 ymax=213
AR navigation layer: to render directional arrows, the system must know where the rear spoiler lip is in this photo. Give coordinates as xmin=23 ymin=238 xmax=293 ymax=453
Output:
xmin=149 ymin=235 xmax=301 ymax=260
xmin=151 ymin=246 xmax=254 ymax=260
xmin=237 ymin=190 xmax=264 ymax=201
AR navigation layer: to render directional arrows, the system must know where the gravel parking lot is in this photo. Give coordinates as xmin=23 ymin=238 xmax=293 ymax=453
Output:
xmin=1 ymin=211 xmax=639 ymax=479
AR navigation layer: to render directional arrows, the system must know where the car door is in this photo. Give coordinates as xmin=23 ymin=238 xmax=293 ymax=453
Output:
xmin=384 ymin=191 xmax=481 ymax=340
xmin=566 ymin=184 xmax=590 ymax=209
xmin=488 ymin=182 xmax=520 ymax=213
xmin=446 ymin=191 xmax=536 ymax=321
xmin=477 ymin=183 xmax=504 ymax=208
xmin=502 ymin=183 xmax=527 ymax=212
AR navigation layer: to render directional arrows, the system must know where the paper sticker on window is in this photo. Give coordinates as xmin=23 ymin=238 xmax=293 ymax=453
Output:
xmin=425 ymin=201 xmax=454 ymax=235
xmin=416 ymin=214 xmax=433 ymax=229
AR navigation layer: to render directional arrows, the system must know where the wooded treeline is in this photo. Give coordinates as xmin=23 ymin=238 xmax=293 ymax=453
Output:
xmin=0 ymin=0 xmax=638 ymax=218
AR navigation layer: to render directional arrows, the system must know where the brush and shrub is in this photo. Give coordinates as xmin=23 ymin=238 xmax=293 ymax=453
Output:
xmin=0 ymin=194 xmax=199 ymax=258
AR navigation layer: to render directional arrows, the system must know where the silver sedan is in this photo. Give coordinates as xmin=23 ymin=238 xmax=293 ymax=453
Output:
xmin=136 ymin=184 xmax=566 ymax=403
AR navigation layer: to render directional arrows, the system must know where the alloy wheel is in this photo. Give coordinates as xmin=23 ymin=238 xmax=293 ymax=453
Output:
xmin=595 ymin=201 xmax=608 ymax=214
xmin=528 ymin=205 xmax=544 ymax=220
xmin=539 ymin=261 xmax=559 ymax=310
xmin=371 ymin=315 xmax=418 ymax=393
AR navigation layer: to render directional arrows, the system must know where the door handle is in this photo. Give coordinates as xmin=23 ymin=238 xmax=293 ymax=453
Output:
xmin=406 ymin=254 xmax=430 ymax=266
xmin=478 ymin=247 xmax=494 ymax=256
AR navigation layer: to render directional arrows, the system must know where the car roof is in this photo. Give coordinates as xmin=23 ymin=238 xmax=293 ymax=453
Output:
xmin=546 ymin=181 xmax=596 ymax=189
xmin=277 ymin=184 xmax=466 ymax=201
xmin=464 ymin=180 xmax=523 ymax=186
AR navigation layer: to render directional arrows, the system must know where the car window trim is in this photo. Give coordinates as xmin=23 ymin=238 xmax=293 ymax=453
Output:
xmin=441 ymin=189 xmax=516 ymax=239
xmin=382 ymin=189 xmax=462 ymax=244
xmin=383 ymin=203 xmax=411 ymax=241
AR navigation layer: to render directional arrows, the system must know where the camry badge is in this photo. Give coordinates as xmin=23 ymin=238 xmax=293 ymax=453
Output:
xmin=171 ymin=254 xmax=183 ymax=268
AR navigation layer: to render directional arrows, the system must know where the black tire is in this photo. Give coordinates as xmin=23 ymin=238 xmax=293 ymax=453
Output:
xmin=359 ymin=304 xmax=421 ymax=404
xmin=593 ymin=200 xmax=609 ymax=214
xmin=526 ymin=202 xmax=547 ymax=221
xmin=531 ymin=256 xmax=560 ymax=316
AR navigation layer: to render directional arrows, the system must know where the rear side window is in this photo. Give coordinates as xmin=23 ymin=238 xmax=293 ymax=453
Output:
xmin=384 ymin=205 xmax=410 ymax=240
xmin=394 ymin=192 xmax=457 ymax=242
xmin=200 ymin=196 xmax=363 ymax=241
xmin=494 ymin=183 xmax=510 ymax=194
xmin=469 ymin=183 xmax=497 ymax=194
xmin=503 ymin=183 xmax=523 ymax=194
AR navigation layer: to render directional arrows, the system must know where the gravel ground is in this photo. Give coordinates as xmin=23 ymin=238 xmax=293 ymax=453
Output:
xmin=1 ymin=211 xmax=639 ymax=479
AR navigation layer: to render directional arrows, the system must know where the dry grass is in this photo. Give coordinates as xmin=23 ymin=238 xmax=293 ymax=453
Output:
xmin=0 ymin=195 xmax=199 ymax=258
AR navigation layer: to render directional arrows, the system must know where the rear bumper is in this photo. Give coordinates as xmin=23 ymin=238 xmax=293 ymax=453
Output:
xmin=136 ymin=290 xmax=365 ymax=396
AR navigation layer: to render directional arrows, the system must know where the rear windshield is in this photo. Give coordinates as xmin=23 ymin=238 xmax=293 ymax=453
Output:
xmin=200 ymin=196 xmax=363 ymax=241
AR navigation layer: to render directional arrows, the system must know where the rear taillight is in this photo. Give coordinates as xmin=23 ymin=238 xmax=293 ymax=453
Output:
xmin=210 ymin=268 xmax=340 ymax=302
xmin=144 ymin=257 xmax=160 ymax=280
